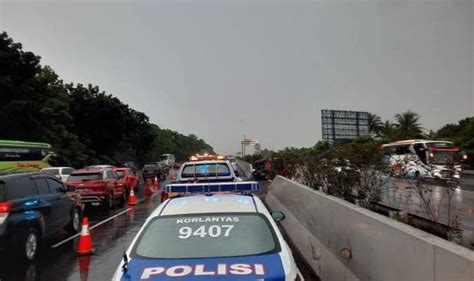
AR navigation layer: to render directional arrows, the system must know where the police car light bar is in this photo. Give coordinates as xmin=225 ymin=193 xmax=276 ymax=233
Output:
xmin=165 ymin=181 xmax=260 ymax=193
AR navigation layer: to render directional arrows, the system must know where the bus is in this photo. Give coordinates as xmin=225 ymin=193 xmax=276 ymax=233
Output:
xmin=0 ymin=140 xmax=59 ymax=173
xmin=381 ymin=139 xmax=467 ymax=179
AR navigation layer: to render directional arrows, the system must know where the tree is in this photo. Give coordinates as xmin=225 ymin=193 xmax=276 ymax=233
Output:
xmin=378 ymin=121 xmax=397 ymax=141
xmin=426 ymin=129 xmax=437 ymax=139
xmin=368 ymin=113 xmax=383 ymax=137
xmin=0 ymin=32 xmax=89 ymax=166
xmin=312 ymin=141 xmax=331 ymax=154
xmin=0 ymin=32 xmax=214 ymax=167
xmin=148 ymin=125 xmax=214 ymax=162
xmin=394 ymin=111 xmax=425 ymax=139
xmin=437 ymin=117 xmax=473 ymax=141
xmin=460 ymin=118 xmax=474 ymax=154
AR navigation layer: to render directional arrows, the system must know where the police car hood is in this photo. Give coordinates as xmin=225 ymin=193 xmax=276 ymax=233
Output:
xmin=120 ymin=253 xmax=286 ymax=281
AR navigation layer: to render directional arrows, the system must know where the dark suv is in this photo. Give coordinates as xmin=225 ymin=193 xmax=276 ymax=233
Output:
xmin=0 ymin=172 xmax=82 ymax=261
xmin=143 ymin=162 xmax=166 ymax=181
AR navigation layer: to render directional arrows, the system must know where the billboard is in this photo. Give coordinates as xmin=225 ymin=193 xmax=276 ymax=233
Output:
xmin=321 ymin=110 xmax=369 ymax=145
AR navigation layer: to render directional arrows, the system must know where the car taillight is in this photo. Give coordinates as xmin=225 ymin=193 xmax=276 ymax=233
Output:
xmin=0 ymin=202 xmax=11 ymax=213
xmin=0 ymin=202 xmax=11 ymax=224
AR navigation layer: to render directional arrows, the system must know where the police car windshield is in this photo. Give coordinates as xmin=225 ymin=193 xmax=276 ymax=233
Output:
xmin=181 ymin=163 xmax=231 ymax=178
xmin=133 ymin=213 xmax=278 ymax=259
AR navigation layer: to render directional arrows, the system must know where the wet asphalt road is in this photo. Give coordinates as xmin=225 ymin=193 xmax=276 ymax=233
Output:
xmin=461 ymin=172 xmax=474 ymax=191
xmin=0 ymin=169 xmax=319 ymax=281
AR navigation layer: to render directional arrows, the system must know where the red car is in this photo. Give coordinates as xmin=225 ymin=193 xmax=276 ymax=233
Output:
xmin=114 ymin=167 xmax=139 ymax=192
xmin=66 ymin=168 xmax=126 ymax=209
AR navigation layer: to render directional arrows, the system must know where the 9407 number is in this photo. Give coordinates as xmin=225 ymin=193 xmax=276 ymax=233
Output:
xmin=178 ymin=225 xmax=234 ymax=239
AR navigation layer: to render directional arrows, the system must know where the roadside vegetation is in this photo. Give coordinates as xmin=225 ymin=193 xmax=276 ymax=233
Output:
xmin=244 ymin=113 xmax=473 ymax=246
xmin=0 ymin=32 xmax=213 ymax=167
xmin=245 ymin=112 xmax=474 ymax=167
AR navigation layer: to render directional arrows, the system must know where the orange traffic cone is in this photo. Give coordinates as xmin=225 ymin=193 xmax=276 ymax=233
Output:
xmin=76 ymin=217 xmax=94 ymax=256
xmin=78 ymin=255 xmax=92 ymax=281
xmin=128 ymin=188 xmax=137 ymax=206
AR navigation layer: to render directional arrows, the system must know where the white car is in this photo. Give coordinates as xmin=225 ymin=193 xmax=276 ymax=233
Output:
xmin=176 ymin=160 xmax=240 ymax=183
xmin=41 ymin=166 xmax=75 ymax=182
xmin=112 ymin=182 xmax=303 ymax=281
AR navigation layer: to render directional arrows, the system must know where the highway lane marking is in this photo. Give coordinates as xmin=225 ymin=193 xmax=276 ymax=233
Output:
xmin=51 ymin=207 xmax=132 ymax=248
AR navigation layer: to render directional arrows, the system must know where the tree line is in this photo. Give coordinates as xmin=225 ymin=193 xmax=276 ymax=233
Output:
xmin=0 ymin=32 xmax=213 ymax=167
xmin=244 ymin=111 xmax=473 ymax=167
xmin=368 ymin=111 xmax=474 ymax=154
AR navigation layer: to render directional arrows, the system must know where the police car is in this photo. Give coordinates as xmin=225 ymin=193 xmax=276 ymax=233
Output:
xmin=112 ymin=182 xmax=304 ymax=280
xmin=162 ymin=155 xmax=242 ymax=201
xmin=176 ymin=156 xmax=240 ymax=183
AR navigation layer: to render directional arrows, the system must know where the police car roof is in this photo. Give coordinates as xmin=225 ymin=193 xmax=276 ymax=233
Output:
xmin=184 ymin=160 xmax=229 ymax=164
xmin=159 ymin=194 xmax=258 ymax=216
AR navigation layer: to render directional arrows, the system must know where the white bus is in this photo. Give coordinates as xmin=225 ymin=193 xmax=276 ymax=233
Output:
xmin=381 ymin=139 xmax=466 ymax=179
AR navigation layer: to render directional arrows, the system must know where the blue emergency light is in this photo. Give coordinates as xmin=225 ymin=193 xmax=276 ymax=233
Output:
xmin=165 ymin=181 xmax=260 ymax=193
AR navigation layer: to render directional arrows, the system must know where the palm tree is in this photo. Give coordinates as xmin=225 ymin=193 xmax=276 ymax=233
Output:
xmin=379 ymin=120 xmax=397 ymax=141
xmin=368 ymin=113 xmax=383 ymax=137
xmin=427 ymin=129 xmax=437 ymax=139
xmin=394 ymin=111 xmax=425 ymax=139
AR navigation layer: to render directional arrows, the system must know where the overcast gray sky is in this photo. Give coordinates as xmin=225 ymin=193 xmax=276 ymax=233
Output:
xmin=1 ymin=0 xmax=472 ymax=154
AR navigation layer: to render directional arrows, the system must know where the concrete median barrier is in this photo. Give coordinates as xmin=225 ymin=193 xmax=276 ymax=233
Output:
xmin=236 ymin=160 xmax=253 ymax=179
xmin=265 ymin=176 xmax=474 ymax=281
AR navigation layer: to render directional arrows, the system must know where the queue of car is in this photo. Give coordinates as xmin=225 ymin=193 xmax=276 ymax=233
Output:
xmin=0 ymin=164 xmax=139 ymax=262
xmin=113 ymin=154 xmax=304 ymax=281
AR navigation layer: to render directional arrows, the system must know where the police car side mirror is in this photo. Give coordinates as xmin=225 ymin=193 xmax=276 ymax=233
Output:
xmin=271 ymin=211 xmax=285 ymax=222
xmin=235 ymin=170 xmax=239 ymax=177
